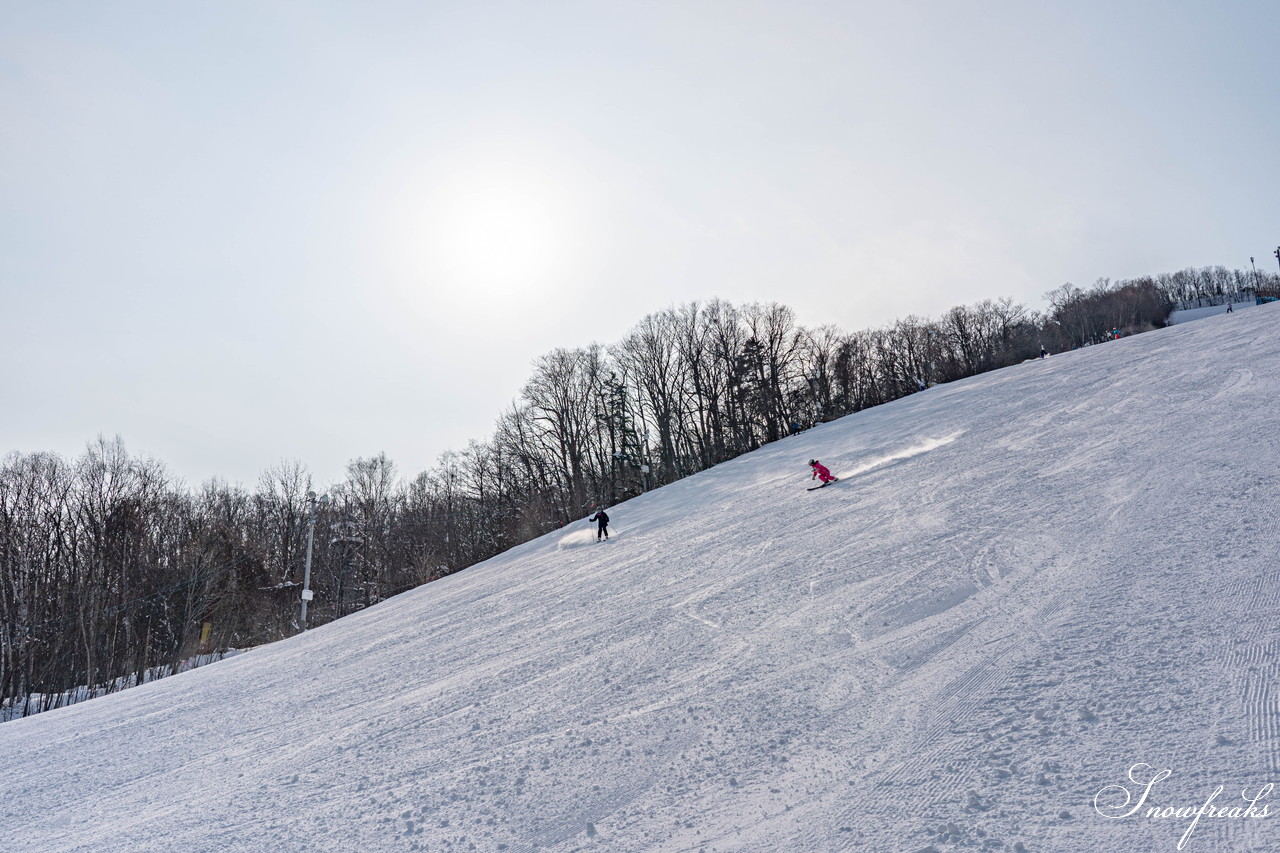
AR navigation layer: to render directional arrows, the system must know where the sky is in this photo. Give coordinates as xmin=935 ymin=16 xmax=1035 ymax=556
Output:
xmin=2 ymin=0 xmax=1277 ymax=488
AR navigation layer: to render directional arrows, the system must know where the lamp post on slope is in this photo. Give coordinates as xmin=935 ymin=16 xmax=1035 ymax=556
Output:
xmin=808 ymin=367 xmax=822 ymax=425
xmin=301 ymin=490 xmax=329 ymax=630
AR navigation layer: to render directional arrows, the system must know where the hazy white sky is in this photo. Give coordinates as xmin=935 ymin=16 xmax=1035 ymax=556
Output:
xmin=2 ymin=0 xmax=1276 ymax=487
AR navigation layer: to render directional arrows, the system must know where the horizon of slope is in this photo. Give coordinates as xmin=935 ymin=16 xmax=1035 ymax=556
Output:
xmin=2 ymin=304 xmax=1278 ymax=853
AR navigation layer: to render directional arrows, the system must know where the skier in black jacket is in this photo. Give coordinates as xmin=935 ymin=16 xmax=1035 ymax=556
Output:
xmin=588 ymin=509 xmax=610 ymax=541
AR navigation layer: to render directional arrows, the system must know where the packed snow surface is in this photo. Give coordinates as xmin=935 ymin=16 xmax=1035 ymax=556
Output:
xmin=1169 ymin=301 xmax=1259 ymax=325
xmin=3 ymin=306 xmax=1279 ymax=853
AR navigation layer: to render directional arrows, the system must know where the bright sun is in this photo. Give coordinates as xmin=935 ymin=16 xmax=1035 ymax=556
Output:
xmin=435 ymin=185 xmax=559 ymax=288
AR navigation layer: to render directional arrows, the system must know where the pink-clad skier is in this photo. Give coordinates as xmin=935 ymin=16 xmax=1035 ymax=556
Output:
xmin=808 ymin=459 xmax=838 ymax=485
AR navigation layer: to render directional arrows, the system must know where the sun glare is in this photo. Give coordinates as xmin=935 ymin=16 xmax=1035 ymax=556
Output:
xmin=435 ymin=185 xmax=559 ymax=289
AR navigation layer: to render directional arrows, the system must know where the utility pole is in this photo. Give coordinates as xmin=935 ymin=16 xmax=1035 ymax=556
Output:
xmin=807 ymin=366 xmax=821 ymax=425
xmin=927 ymin=328 xmax=938 ymax=387
xmin=300 ymin=490 xmax=329 ymax=630
xmin=641 ymin=431 xmax=651 ymax=493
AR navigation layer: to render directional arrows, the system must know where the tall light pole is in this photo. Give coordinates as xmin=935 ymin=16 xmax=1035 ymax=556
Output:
xmin=300 ymin=490 xmax=329 ymax=630
xmin=808 ymin=366 xmax=822 ymax=424
xmin=1274 ymin=247 xmax=1280 ymax=275
xmin=1251 ymin=257 xmax=1259 ymax=293
xmin=927 ymin=328 xmax=938 ymax=386
xmin=641 ymin=431 xmax=651 ymax=493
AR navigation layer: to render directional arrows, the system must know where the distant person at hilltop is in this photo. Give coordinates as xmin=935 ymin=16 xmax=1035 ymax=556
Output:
xmin=588 ymin=509 xmax=610 ymax=541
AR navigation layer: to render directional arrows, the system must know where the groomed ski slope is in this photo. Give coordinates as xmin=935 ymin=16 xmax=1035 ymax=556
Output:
xmin=3 ymin=305 xmax=1279 ymax=853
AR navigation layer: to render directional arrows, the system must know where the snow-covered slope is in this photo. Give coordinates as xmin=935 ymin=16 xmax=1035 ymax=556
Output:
xmin=1170 ymin=301 xmax=1258 ymax=324
xmin=4 ymin=305 xmax=1279 ymax=853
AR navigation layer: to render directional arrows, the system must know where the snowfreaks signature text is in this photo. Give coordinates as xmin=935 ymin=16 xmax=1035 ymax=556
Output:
xmin=1093 ymin=763 xmax=1273 ymax=849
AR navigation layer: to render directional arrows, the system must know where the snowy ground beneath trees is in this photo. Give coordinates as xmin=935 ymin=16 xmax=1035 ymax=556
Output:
xmin=1 ymin=651 xmax=246 ymax=723
xmin=2 ymin=304 xmax=1278 ymax=853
